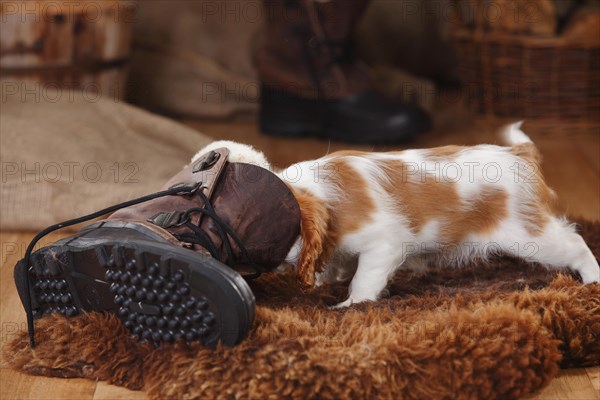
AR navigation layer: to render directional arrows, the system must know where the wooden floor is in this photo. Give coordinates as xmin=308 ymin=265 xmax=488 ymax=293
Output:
xmin=1 ymin=117 xmax=598 ymax=399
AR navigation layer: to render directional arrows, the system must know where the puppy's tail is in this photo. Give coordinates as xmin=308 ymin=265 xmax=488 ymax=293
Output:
xmin=501 ymin=121 xmax=541 ymax=164
xmin=501 ymin=121 xmax=532 ymax=145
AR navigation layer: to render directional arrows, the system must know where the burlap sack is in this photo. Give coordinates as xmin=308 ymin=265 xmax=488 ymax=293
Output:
xmin=125 ymin=0 xmax=456 ymax=118
xmin=0 ymin=89 xmax=211 ymax=231
xmin=126 ymin=0 xmax=262 ymax=118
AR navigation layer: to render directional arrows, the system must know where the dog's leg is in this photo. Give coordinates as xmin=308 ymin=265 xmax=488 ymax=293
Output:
xmin=521 ymin=217 xmax=599 ymax=284
xmin=332 ymin=245 xmax=404 ymax=308
xmin=316 ymin=253 xmax=358 ymax=287
xmin=402 ymin=255 xmax=431 ymax=272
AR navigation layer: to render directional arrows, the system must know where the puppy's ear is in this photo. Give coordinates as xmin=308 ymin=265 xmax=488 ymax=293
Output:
xmin=295 ymin=192 xmax=330 ymax=291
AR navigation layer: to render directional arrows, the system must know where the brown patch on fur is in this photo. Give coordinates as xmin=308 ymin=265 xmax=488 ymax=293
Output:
xmin=331 ymin=147 xmax=466 ymax=161
xmin=326 ymin=150 xmax=371 ymax=158
xmin=424 ymin=145 xmax=466 ymax=159
xmin=441 ymin=187 xmax=509 ymax=243
xmin=292 ymin=158 xmax=376 ymax=290
xmin=292 ymin=188 xmax=331 ymax=290
xmin=324 ymin=158 xmax=375 ymax=234
xmin=379 ymin=160 xmax=458 ymax=233
xmin=379 ymin=160 xmax=508 ymax=243
xmin=510 ymin=143 xmax=541 ymax=164
xmin=510 ymin=143 xmax=557 ymax=235
xmin=5 ymin=219 xmax=600 ymax=400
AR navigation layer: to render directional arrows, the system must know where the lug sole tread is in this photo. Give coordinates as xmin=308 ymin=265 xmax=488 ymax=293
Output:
xmin=23 ymin=238 xmax=255 ymax=348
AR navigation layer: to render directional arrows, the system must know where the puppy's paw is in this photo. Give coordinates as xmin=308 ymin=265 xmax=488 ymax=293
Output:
xmin=579 ymin=261 xmax=600 ymax=284
xmin=330 ymin=298 xmax=353 ymax=309
xmin=314 ymin=272 xmax=325 ymax=287
xmin=581 ymin=271 xmax=600 ymax=284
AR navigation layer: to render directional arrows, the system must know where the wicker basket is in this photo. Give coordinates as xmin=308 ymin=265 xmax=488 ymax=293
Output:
xmin=449 ymin=1 xmax=600 ymax=121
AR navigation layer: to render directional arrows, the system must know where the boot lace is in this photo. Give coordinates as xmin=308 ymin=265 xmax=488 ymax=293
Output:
xmin=172 ymin=189 xmax=261 ymax=277
xmin=18 ymin=183 xmax=258 ymax=348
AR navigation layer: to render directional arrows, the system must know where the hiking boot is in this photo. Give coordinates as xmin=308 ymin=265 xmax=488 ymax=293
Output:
xmin=258 ymin=0 xmax=431 ymax=143
xmin=14 ymin=147 xmax=301 ymax=348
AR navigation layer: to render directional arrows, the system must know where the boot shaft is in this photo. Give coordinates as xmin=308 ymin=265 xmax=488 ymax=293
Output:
xmin=109 ymin=148 xmax=301 ymax=274
xmin=258 ymin=0 xmax=372 ymax=99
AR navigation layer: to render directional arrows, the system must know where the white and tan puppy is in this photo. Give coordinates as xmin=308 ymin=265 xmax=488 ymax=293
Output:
xmin=197 ymin=126 xmax=600 ymax=308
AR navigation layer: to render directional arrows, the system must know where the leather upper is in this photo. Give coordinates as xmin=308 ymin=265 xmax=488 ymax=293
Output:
xmin=108 ymin=148 xmax=301 ymax=273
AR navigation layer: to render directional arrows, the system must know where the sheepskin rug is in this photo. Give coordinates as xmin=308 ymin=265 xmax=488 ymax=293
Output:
xmin=5 ymin=219 xmax=599 ymax=399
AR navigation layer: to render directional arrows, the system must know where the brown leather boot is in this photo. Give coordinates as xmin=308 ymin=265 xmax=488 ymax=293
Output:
xmin=259 ymin=0 xmax=371 ymax=99
xmin=14 ymin=148 xmax=301 ymax=348
xmin=258 ymin=0 xmax=431 ymax=144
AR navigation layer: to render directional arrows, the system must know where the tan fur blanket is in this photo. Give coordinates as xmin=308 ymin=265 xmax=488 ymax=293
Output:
xmin=5 ymin=220 xmax=599 ymax=399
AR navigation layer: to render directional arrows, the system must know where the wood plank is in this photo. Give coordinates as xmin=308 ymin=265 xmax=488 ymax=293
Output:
xmin=92 ymin=381 xmax=147 ymax=400
xmin=567 ymin=129 xmax=600 ymax=172
xmin=532 ymin=131 xmax=600 ymax=221
xmin=0 ymin=368 xmax=97 ymax=400
xmin=1 ymin=232 xmax=29 ymax=368
xmin=527 ymin=368 xmax=599 ymax=400
xmin=587 ymin=367 xmax=600 ymax=392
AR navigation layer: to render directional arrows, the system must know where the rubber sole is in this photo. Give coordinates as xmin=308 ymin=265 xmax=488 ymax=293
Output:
xmin=259 ymin=85 xmax=429 ymax=145
xmin=260 ymin=117 xmax=418 ymax=145
xmin=14 ymin=223 xmax=255 ymax=348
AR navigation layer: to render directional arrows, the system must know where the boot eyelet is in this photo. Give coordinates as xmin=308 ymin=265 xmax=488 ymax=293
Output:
xmin=193 ymin=151 xmax=220 ymax=173
xmin=169 ymin=182 xmax=202 ymax=197
xmin=148 ymin=211 xmax=190 ymax=229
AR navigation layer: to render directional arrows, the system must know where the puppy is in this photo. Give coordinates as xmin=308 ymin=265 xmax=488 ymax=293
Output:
xmin=197 ymin=127 xmax=599 ymax=308
xmin=278 ymin=122 xmax=600 ymax=307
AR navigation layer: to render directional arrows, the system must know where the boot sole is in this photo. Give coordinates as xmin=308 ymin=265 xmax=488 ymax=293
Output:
xmin=259 ymin=86 xmax=428 ymax=145
xmin=14 ymin=223 xmax=255 ymax=348
xmin=261 ymin=117 xmax=417 ymax=145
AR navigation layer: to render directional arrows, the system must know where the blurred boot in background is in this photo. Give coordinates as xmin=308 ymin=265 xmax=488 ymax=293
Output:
xmin=258 ymin=0 xmax=432 ymax=144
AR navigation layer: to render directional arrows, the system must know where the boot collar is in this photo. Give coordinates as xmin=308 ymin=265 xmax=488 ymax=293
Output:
xmin=110 ymin=147 xmax=301 ymax=275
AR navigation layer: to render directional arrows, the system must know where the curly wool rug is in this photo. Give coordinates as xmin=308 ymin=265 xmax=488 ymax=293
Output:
xmin=5 ymin=219 xmax=600 ymax=399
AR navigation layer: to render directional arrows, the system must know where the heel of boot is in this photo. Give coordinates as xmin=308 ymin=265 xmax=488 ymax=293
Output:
xmin=13 ymin=260 xmax=35 ymax=317
xmin=259 ymin=85 xmax=325 ymax=137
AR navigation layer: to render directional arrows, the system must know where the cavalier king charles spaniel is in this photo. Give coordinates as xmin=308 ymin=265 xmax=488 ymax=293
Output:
xmin=197 ymin=123 xmax=599 ymax=308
